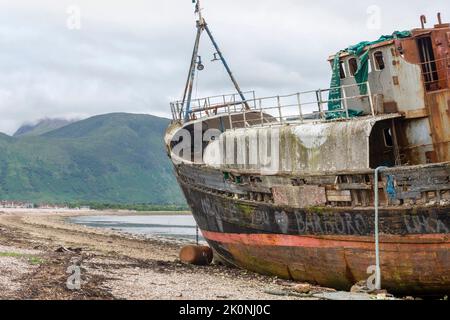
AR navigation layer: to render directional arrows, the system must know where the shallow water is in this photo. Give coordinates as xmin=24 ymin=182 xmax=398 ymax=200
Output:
xmin=69 ymin=215 xmax=204 ymax=242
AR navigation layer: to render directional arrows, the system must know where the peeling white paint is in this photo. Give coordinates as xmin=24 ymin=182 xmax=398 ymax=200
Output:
xmin=208 ymin=115 xmax=401 ymax=174
xmin=293 ymin=124 xmax=329 ymax=149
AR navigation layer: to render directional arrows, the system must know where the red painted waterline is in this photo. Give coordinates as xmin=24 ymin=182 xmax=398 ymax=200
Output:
xmin=202 ymin=230 xmax=449 ymax=250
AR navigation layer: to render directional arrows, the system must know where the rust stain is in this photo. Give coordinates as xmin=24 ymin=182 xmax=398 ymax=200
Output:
xmin=273 ymin=185 xmax=327 ymax=208
xmin=393 ymin=21 xmax=450 ymax=164
xmin=202 ymin=231 xmax=450 ymax=249
xmin=383 ymin=101 xmax=398 ymax=113
xmin=393 ymin=76 xmax=400 ymax=85
xmin=205 ymin=232 xmax=450 ymax=294
xmin=425 ymin=91 xmax=450 ymax=162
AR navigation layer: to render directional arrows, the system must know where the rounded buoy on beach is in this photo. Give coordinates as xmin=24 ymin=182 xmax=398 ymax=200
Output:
xmin=179 ymin=245 xmax=213 ymax=266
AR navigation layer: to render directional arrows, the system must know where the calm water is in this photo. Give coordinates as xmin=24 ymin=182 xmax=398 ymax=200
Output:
xmin=69 ymin=215 xmax=204 ymax=242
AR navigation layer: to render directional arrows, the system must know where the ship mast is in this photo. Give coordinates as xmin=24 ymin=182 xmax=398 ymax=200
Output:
xmin=181 ymin=0 xmax=249 ymax=121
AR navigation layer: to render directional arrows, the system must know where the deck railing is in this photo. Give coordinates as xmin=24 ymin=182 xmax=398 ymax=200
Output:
xmin=170 ymin=57 xmax=450 ymax=127
xmin=170 ymin=82 xmax=375 ymax=128
xmin=170 ymin=91 xmax=256 ymax=122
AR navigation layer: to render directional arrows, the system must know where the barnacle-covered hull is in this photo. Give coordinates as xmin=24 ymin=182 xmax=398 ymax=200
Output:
xmin=174 ymin=162 xmax=450 ymax=295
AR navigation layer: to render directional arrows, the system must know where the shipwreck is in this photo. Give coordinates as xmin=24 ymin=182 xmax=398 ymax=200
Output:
xmin=165 ymin=2 xmax=449 ymax=295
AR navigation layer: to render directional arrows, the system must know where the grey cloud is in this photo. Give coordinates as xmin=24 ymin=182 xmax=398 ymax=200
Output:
xmin=0 ymin=0 xmax=448 ymax=134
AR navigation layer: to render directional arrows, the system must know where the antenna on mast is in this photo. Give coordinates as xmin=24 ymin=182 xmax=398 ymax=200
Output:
xmin=180 ymin=0 xmax=249 ymax=121
xmin=194 ymin=0 xmax=204 ymax=25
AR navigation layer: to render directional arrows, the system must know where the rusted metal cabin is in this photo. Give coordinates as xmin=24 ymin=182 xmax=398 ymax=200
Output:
xmin=329 ymin=14 xmax=450 ymax=167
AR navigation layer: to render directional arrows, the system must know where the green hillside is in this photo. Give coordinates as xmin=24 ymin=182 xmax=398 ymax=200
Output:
xmin=0 ymin=113 xmax=185 ymax=205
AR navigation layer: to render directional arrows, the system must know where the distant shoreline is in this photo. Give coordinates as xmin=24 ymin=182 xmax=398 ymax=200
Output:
xmin=0 ymin=207 xmax=191 ymax=217
xmin=0 ymin=202 xmax=189 ymax=213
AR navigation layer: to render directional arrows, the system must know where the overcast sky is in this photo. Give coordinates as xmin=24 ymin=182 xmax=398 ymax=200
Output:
xmin=0 ymin=0 xmax=448 ymax=134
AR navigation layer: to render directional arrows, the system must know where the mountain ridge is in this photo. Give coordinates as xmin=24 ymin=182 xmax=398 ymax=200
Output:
xmin=13 ymin=118 xmax=78 ymax=137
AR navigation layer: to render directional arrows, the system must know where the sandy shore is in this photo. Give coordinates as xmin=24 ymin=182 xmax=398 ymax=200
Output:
xmin=0 ymin=209 xmax=335 ymax=300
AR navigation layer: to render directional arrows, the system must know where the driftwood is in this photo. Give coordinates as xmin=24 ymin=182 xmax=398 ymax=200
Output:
xmin=55 ymin=246 xmax=83 ymax=254
xmin=263 ymin=289 xmax=314 ymax=298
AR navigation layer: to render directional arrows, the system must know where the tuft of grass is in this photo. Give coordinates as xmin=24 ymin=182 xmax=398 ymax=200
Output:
xmin=0 ymin=252 xmax=23 ymax=258
xmin=28 ymin=256 xmax=45 ymax=265
xmin=0 ymin=252 xmax=45 ymax=265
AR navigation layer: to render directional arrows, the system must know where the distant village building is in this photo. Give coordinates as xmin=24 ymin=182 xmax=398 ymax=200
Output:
xmin=37 ymin=203 xmax=69 ymax=210
xmin=0 ymin=201 xmax=34 ymax=209
xmin=0 ymin=201 xmax=75 ymax=210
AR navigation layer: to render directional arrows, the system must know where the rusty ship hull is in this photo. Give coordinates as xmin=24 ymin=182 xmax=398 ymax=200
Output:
xmin=166 ymin=9 xmax=450 ymax=295
xmin=173 ymin=162 xmax=449 ymax=295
